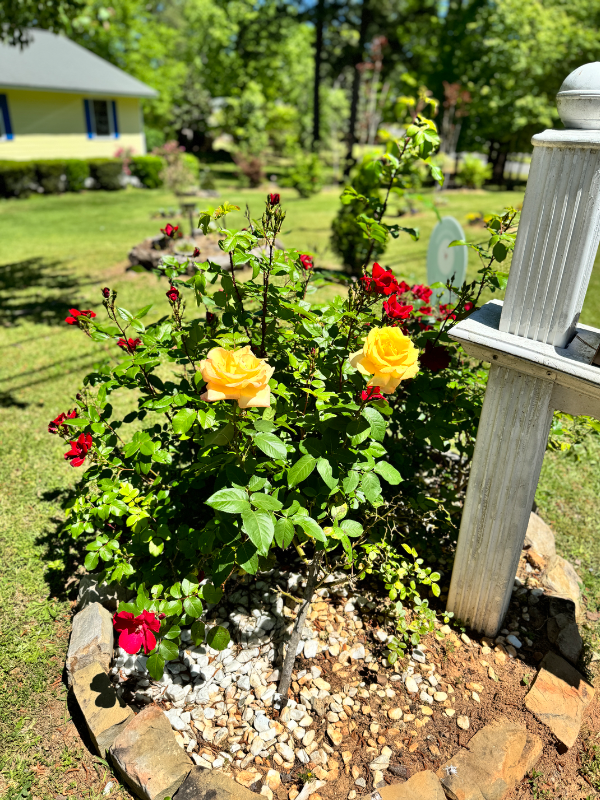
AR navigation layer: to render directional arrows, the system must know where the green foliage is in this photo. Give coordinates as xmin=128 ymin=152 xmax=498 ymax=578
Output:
xmin=456 ymin=155 xmax=492 ymax=189
xmin=130 ymin=155 xmax=166 ymax=189
xmin=280 ymin=152 xmax=324 ymax=199
xmin=64 ymin=159 xmax=90 ymax=192
xmin=88 ymin=159 xmax=123 ymax=191
xmin=35 ymin=161 xmax=66 ymax=194
xmin=0 ymin=161 xmax=36 ymax=198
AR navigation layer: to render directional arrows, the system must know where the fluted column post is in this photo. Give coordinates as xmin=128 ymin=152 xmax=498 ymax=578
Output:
xmin=447 ymin=62 xmax=600 ymax=635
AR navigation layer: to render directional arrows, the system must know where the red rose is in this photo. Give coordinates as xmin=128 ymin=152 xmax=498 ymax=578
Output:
xmin=361 ymin=386 xmax=387 ymax=403
xmin=64 ymin=433 xmax=92 ymax=467
xmin=397 ymin=280 xmax=411 ymax=295
xmin=268 ymin=193 xmax=280 ymax=206
xmin=102 ymin=287 xmax=110 ymax=299
xmin=361 ymin=263 xmax=399 ymax=296
xmin=300 ymin=254 xmax=314 ymax=270
xmin=193 ymin=247 xmax=201 ymax=258
xmin=383 ymin=295 xmax=413 ymax=321
xmin=113 ymin=609 xmax=160 ymax=655
xmin=161 ymin=223 xmax=178 ymax=238
xmin=65 ymin=308 xmax=96 ymax=325
xmin=117 ymin=337 xmax=142 ymax=351
xmin=48 ymin=408 xmax=78 ymax=434
xmin=411 ymin=284 xmax=433 ymax=303
xmin=420 ymin=339 xmax=451 ymax=372
xmin=166 ymin=286 xmax=180 ymax=303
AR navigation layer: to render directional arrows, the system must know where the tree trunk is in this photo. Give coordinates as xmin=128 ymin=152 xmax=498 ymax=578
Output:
xmin=312 ymin=0 xmax=325 ymax=150
xmin=343 ymin=0 xmax=369 ymax=178
xmin=275 ymin=553 xmax=322 ymax=707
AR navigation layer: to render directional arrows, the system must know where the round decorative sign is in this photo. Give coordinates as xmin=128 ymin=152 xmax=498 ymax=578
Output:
xmin=426 ymin=216 xmax=468 ymax=305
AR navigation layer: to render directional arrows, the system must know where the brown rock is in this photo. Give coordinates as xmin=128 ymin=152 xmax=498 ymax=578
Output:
xmin=437 ymin=718 xmax=542 ymax=800
xmin=524 ymin=512 xmax=556 ymax=559
xmin=547 ymin=613 xmax=583 ymax=664
xmin=526 ymin=550 xmax=546 ymax=571
xmin=541 ymin=555 xmax=581 ymax=616
xmin=110 ymin=704 xmax=191 ymax=800
xmin=174 ymin=767 xmax=257 ymax=800
xmin=525 ymin=652 xmax=594 ymax=748
xmin=327 ymin=726 xmax=343 ymax=746
xmin=66 ymin=602 xmax=113 ymax=685
xmin=71 ymin=661 xmax=133 ymax=756
xmin=377 ymin=770 xmax=445 ymax=799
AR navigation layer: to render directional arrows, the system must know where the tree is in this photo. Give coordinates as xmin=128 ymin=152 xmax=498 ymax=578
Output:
xmin=0 ymin=0 xmax=83 ymax=46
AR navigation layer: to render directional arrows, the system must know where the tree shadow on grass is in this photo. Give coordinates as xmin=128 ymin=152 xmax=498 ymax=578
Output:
xmin=0 ymin=257 xmax=91 ymax=328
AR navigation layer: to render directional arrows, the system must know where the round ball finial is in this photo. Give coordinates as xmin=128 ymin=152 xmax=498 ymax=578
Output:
xmin=557 ymin=62 xmax=600 ymax=129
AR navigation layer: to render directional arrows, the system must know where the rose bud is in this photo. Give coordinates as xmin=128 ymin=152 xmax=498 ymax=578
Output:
xmin=267 ymin=193 xmax=280 ymax=206
xmin=166 ymin=286 xmax=180 ymax=303
xmin=161 ymin=223 xmax=179 ymax=238
xmin=102 ymin=287 xmax=110 ymax=298
xmin=193 ymin=247 xmax=201 ymax=258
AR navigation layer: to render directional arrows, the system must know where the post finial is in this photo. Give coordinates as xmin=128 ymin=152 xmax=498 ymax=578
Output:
xmin=557 ymin=62 xmax=600 ymax=129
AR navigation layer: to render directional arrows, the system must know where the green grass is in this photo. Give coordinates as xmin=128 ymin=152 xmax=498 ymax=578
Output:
xmin=0 ymin=184 xmax=598 ymax=798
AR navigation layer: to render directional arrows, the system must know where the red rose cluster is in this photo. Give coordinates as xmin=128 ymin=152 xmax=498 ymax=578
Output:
xmin=361 ymin=386 xmax=387 ymax=403
xmin=113 ymin=609 xmax=160 ymax=655
xmin=166 ymin=285 xmax=180 ymax=303
xmin=65 ymin=308 xmax=96 ymax=326
xmin=117 ymin=337 xmax=142 ymax=352
xmin=64 ymin=433 xmax=93 ymax=467
xmin=299 ymin=254 xmax=313 ymax=271
xmin=48 ymin=408 xmax=77 ymax=434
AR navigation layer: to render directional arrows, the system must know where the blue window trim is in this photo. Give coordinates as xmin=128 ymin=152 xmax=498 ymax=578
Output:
xmin=83 ymin=98 xmax=93 ymax=139
xmin=0 ymin=94 xmax=13 ymax=140
xmin=111 ymin=100 xmax=119 ymax=139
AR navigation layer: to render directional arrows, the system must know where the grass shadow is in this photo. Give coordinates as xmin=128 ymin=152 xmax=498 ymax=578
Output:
xmin=0 ymin=257 xmax=90 ymax=328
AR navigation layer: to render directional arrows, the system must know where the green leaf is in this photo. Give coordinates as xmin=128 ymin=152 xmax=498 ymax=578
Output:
xmin=237 ymin=540 xmax=259 ymax=574
xmin=254 ymin=432 xmax=287 ymax=460
xmin=342 ymin=472 xmax=360 ymax=494
xmin=206 ymin=487 xmax=251 ymax=514
xmin=361 ymin=472 xmax=382 ymax=504
xmin=146 ymin=652 xmax=165 ymax=680
xmin=340 ymin=519 xmax=364 ymax=537
xmin=191 ymin=621 xmax=206 ymax=645
xmin=172 ymin=408 xmax=197 ymax=435
xmin=274 ymin=518 xmax=295 ymax=549
xmin=288 ymin=454 xmax=317 ymax=487
xmin=117 ymin=307 xmax=134 ymax=323
xmin=84 ymin=552 xmax=99 ymax=571
xmin=206 ymin=625 xmax=231 ymax=651
xmin=202 ymin=583 xmax=223 ymax=604
xmin=317 ymin=457 xmax=337 ymax=490
xmin=183 ymin=596 xmax=204 ymax=617
xmin=294 ymin=515 xmax=327 ymax=543
xmin=136 ymin=304 xmax=153 ymax=319
xmin=241 ymin=509 xmax=275 ymax=556
xmin=362 ymin=407 xmax=386 ymax=442
xmin=159 ymin=639 xmax=179 ymax=660
xmin=373 ymin=461 xmax=403 ymax=485
xmin=251 ymin=493 xmax=283 ymax=511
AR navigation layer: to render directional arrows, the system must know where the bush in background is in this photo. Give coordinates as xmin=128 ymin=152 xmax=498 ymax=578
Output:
xmin=88 ymin=159 xmax=123 ymax=191
xmin=0 ymin=161 xmax=36 ymax=198
xmin=456 ymin=154 xmax=492 ymax=189
xmin=64 ymin=160 xmax=90 ymax=192
xmin=130 ymin=155 xmax=165 ymax=189
xmin=281 ymin=151 xmax=324 ymax=198
xmin=35 ymin=161 xmax=65 ymax=194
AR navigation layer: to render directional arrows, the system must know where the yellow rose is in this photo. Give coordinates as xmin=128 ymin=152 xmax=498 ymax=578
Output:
xmin=349 ymin=326 xmax=419 ymax=393
xmin=199 ymin=346 xmax=274 ymax=408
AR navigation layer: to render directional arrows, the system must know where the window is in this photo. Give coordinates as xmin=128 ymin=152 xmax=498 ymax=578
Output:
xmin=0 ymin=95 xmax=13 ymax=140
xmin=84 ymin=99 xmax=119 ymax=139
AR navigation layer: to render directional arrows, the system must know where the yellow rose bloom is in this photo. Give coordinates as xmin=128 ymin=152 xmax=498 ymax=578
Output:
xmin=199 ymin=346 xmax=274 ymax=408
xmin=349 ymin=326 xmax=419 ymax=393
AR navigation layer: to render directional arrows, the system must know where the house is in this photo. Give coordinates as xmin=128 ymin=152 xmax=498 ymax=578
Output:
xmin=0 ymin=29 xmax=158 ymax=161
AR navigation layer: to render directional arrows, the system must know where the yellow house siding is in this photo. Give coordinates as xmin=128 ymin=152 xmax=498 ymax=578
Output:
xmin=0 ymin=89 xmax=146 ymax=160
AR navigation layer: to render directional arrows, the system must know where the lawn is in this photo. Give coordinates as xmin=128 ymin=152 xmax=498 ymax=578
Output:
xmin=0 ymin=184 xmax=598 ymax=799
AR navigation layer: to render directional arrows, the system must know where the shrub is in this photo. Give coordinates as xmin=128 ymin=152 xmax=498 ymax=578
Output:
xmin=0 ymin=160 xmax=36 ymax=198
xmin=36 ymin=160 xmax=69 ymax=194
xmin=64 ymin=160 xmax=90 ymax=192
xmin=54 ymin=120 xmax=515 ymax=694
xmin=456 ymin=154 xmax=492 ymax=189
xmin=130 ymin=155 xmax=165 ymax=189
xmin=281 ymin=152 xmax=324 ymax=198
xmin=88 ymin=158 xmax=123 ymax=191
xmin=153 ymin=142 xmax=198 ymax=194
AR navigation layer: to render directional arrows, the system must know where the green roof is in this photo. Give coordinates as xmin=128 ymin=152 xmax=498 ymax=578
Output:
xmin=0 ymin=29 xmax=158 ymax=98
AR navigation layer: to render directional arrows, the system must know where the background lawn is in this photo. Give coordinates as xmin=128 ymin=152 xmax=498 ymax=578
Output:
xmin=1 ymin=185 xmax=599 ymax=799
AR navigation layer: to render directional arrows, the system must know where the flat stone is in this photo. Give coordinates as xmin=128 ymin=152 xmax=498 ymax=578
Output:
xmin=110 ymin=704 xmax=192 ymax=800
xmin=404 ymin=677 xmax=418 ymax=694
xmin=541 ymin=555 xmax=581 ymax=616
xmin=547 ymin=613 xmax=583 ymax=664
xmin=304 ymin=640 xmax=319 ymax=659
xmin=71 ymin=661 xmax=133 ymax=756
xmin=276 ymin=742 xmax=295 ymax=762
xmin=173 ymin=767 xmax=256 ymax=800
xmin=457 ymin=716 xmax=470 ymax=730
xmin=437 ymin=718 xmax=542 ymax=800
xmin=350 ymin=644 xmax=365 ymax=661
xmin=77 ymin=575 xmax=132 ymax=611
xmin=377 ymin=770 xmax=445 ymax=799
xmin=525 ymin=652 xmax=594 ymax=748
xmin=295 ymin=780 xmax=326 ymax=800
xmin=524 ymin=512 xmax=556 ymax=559
xmin=327 ymin=726 xmax=343 ymax=746
xmin=66 ymin=603 xmax=113 ymax=685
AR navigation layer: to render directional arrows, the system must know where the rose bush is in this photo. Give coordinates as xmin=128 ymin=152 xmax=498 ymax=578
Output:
xmin=54 ymin=117 xmax=516 ymax=689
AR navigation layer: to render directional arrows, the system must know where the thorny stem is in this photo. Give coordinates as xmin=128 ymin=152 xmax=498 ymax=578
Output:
xmin=228 ymin=251 xmax=253 ymax=343
xmin=276 ymin=551 xmax=323 ymax=705
xmin=260 ymin=242 xmax=273 ymax=358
